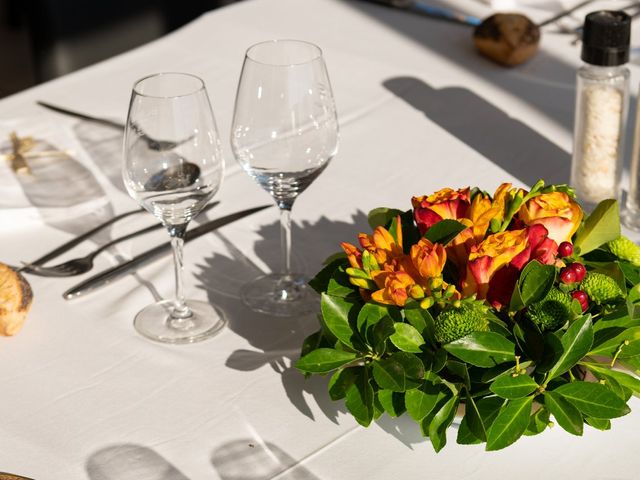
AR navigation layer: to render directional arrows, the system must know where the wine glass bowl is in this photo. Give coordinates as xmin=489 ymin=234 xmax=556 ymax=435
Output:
xmin=231 ymin=40 xmax=338 ymax=316
xmin=123 ymin=72 xmax=226 ymax=343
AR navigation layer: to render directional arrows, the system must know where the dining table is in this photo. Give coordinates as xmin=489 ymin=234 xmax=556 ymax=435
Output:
xmin=1 ymin=0 xmax=639 ymax=478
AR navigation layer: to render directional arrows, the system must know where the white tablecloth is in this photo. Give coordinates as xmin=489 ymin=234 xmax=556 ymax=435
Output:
xmin=1 ymin=0 xmax=639 ymax=478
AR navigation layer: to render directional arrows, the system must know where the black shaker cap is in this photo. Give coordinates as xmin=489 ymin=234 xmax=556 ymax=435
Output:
xmin=581 ymin=10 xmax=631 ymax=66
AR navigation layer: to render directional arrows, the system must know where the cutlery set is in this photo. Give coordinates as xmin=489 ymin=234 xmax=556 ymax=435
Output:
xmin=15 ymin=201 xmax=269 ymax=298
xmin=9 ymin=101 xmax=271 ymax=299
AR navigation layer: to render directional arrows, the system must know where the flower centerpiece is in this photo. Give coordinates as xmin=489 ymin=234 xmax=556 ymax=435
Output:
xmin=295 ymin=180 xmax=640 ymax=452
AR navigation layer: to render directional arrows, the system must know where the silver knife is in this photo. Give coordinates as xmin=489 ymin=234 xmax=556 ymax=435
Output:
xmin=37 ymin=101 xmax=125 ymax=130
xmin=63 ymin=204 xmax=271 ymax=300
xmin=21 ymin=201 xmax=219 ymax=275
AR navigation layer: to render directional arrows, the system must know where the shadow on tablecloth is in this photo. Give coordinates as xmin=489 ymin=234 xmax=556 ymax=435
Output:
xmin=86 ymin=444 xmax=189 ymax=480
xmin=211 ymin=439 xmax=320 ymax=480
xmin=383 ymin=76 xmax=571 ymax=187
xmin=194 ymin=213 xmax=370 ymax=426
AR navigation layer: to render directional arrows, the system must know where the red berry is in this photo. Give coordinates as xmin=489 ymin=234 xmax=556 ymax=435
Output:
xmin=572 ymin=290 xmax=589 ymax=312
xmin=560 ymin=267 xmax=576 ymax=284
xmin=570 ymin=262 xmax=586 ymax=282
xmin=558 ymin=241 xmax=574 ymax=258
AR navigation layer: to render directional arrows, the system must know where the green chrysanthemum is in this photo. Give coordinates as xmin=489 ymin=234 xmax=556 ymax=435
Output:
xmin=581 ymin=272 xmax=624 ymax=305
xmin=435 ymin=302 xmax=490 ymax=344
xmin=527 ymin=288 xmax=572 ymax=331
xmin=608 ymin=236 xmax=640 ymax=267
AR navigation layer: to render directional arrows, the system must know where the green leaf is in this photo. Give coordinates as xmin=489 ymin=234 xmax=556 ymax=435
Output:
xmin=372 ymin=393 xmax=384 ymax=420
xmin=518 ymin=260 xmax=556 ymax=306
xmin=309 ymin=257 xmax=347 ymax=294
xmin=457 ymin=396 xmax=504 ymax=445
xmin=544 ymin=391 xmax=583 ymax=436
xmin=554 ymin=382 xmax=631 ymax=418
xmin=369 ymin=317 xmax=395 ymax=356
xmin=490 ymin=374 xmax=538 ymax=399
xmin=300 ymin=330 xmax=325 ymax=358
xmin=389 ymin=323 xmax=425 ymax=353
xmin=403 ymin=300 xmax=436 ymax=346
xmin=593 ymin=308 xmax=640 ymax=333
xmin=345 ymin=367 xmax=374 ymax=427
xmin=583 ymin=362 xmax=640 ymax=396
xmin=444 ymin=331 xmax=516 ymax=368
xmin=446 ymin=360 xmax=471 ymax=390
xmin=424 ymin=219 xmax=467 ymax=246
xmin=513 ymin=317 xmax=545 ymax=364
xmin=372 ymin=352 xmax=425 ymax=392
xmin=574 ymin=199 xmax=620 ymax=255
xmin=588 ymin=326 xmax=640 ymax=358
xmin=422 ymin=348 xmax=447 ymax=373
xmin=320 ymin=293 xmax=360 ymax=349
xmin=368 ymin=207 xmax=404 ymax=229
xmin=464 ymin=391 xmax=487 ymax=442
xmin=627 ymin=283 xmax=640 ymax=320
xmin=524 ymin=406 xmax=550 ymax=436
xmin=620 ymin=262 xmax=640 ymax=289
xmin=356 ymin=303 xmax=389 ymax=337
xmin=328 ymin=367 xmax=359 ymax=401
xmin=536 ymin=332 xmax=564 ymax=373
xmin=585 ymin=417 xmax=611 ymax=430
xmin=405 ymin=378 xmax=448 ymax=421
xmin=600 ymin=375 xmax=632 ymax=401
xmin=486 ymin=396 xmax=533 ymax=451
xmin=327 ymin=267 xmax=357 ymax=298
xmin=428 ymin=394 xmax=460 ymax=452
xmin=546 ymin=315 xmax=594 ymax=380
xmin=377 ymin=390 xmax=406 ymax=417
xmin=295 ymin=348 xmax=358 ymax=374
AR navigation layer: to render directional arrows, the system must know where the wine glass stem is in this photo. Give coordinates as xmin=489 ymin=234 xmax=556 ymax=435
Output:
xmin=170 ymin=232 xmax=192 ymax=320
xmin=280 ymin=206 xmax=292 ymax=275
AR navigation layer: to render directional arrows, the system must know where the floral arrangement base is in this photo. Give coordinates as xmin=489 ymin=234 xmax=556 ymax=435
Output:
xmin=296 ymin=180 xmax=640 ymax=452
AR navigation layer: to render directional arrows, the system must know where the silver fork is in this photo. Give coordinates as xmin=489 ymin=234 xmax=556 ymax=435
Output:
xmin=22 ymin=222 xmax=164 ymax=277
xmin=22 ymin=200 xmax=220 ymax=277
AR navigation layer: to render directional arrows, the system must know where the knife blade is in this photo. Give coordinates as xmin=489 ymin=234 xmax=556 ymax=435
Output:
xmin=20 ymin=201 xmax=219 ymax=274
xmin=37 ymin=101 xmax=125 ymax=130
xmin=63 ymin=204 xmax=271 ymax=300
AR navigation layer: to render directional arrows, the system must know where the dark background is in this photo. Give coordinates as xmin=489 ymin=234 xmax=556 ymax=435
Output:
xmin=0 ymin=0 xmax=240 ymax=98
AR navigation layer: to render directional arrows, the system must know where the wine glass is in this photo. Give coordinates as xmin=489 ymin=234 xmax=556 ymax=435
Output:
xmin=231 ymin=40 xmax=339 ymax=316
xmin=123 ymin=72 xmax=225 ymax=343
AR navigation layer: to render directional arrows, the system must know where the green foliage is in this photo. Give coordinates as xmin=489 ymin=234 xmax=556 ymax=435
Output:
xmin=582 ymin=272 xmax=625 ymax=305
xmin=435 ymin=302 xmax=490 ymax=344
xmin=299 ymin=192 xmax=640 ymax=453
xmin=527 ymin=288 xmax=573 ymax=331
xmin=424 ymin=219 xmax=467 ymax=245
xmin=574 ymin=199 xmax=620 ymax=255
xmin=608 ymin=235 xmax=640 ymax=267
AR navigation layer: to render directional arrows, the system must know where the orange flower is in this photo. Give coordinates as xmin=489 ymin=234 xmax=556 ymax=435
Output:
xmin=341 ymin=242 xmax=362 ymax=269
xmin=412 ymin=187 xmax=471 ymax=235
xmin=371 ymin=269 xmax=415 ymax=307
xmin=462 ymin=229 xmax=529 ymax=302
xmin=410 ymin=238 xmax=446 ymax=282
xmin=358 ymin=216 xmax=403 ymax=265
xmin=518 ymin=192 xmax=583 ymax=245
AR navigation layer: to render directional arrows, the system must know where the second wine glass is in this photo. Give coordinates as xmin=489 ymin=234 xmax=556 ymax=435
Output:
xmin=231 ymin=40 xmax=339 ymax=316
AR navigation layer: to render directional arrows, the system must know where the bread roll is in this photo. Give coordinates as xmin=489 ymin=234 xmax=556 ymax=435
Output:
xmin=473 ymin=13 xmax=540 ymax=67
xmin=0 ymin=263 xmax=33 ymax=336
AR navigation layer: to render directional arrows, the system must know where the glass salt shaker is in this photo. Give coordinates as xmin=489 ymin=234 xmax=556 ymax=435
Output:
xmin=571 ymin=11 xmax=631 ymax=213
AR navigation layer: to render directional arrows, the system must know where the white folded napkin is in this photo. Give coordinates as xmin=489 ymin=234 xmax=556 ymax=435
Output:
xmin=0 ymin=120 xmax=121 ymax=233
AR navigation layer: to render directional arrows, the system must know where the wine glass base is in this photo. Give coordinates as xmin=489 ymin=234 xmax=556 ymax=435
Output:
xmin=133 ymin=299 xmax=226 ymax=344
xmin=241 ymin=273 xmax=316 ymax=317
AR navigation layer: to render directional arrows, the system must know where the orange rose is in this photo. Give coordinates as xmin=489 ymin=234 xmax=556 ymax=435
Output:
xmin=412 ymin=187 xmax=471 ymax=235
xmin=518 ymin=192 xmax=583 ymax=245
